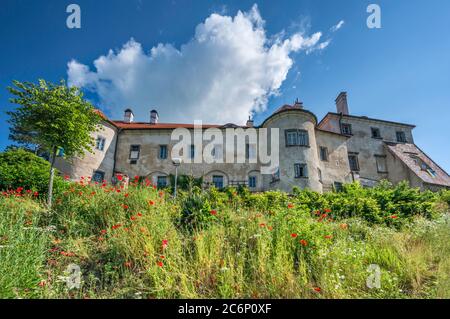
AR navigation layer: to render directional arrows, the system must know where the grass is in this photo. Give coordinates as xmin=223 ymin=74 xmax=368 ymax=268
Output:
xmin=0 ymin=180 xmax=449 ymax=299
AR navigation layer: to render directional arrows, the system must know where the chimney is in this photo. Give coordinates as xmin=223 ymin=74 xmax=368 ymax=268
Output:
xmin=293 ymin=98 xmax=303 ymax=109
xmin=124 ymin=108 xmax=134 ymax=123
xmin=150 ymin=109 xmax=159 ymax=124
xmin=246 ymin=116 xmax=254 ymax=127
xmin=335 ymin=92 xmax=349 ymax=115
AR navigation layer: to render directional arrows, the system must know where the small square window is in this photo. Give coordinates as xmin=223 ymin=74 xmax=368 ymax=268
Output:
xmin=157 ymin=176 xmax=167 ymax=188
xmin=371 ymin=127 xmax=381 ymax=139
xmin=319 ymin=147 xmax=328 ymax=161
xmin=212 ymin=175 xmax=224 ymax=188
xmin=341 ymin=123 xmax=352 ymax=135
xmin=159 ymin=145 xmax=168 ymax=159
xmin=334 ymin=182 xmax=343 ymax=192
xmin=294 ymin=163 xmax=308 ymax=178
xmin=190 ymin=144 xmax=195 ymax=159
xmin=129 ymin=145 xmax=140 ymax=160
xmin=92 ymin=170 xmax=105 ymax=183
xmin=375 ymin=155 xmax=387 ymax=173
xmin=396 ymin=131 xmax=407 ymax=143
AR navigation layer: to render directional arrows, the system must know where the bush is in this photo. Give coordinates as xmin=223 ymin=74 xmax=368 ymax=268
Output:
xmin=0 ymin=149 xmax=65 ymax=195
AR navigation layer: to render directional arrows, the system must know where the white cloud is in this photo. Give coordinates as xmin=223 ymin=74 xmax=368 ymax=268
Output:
xmin=67 ymin=4 xmax=328 ymax=124
xmin=330 ymin=20 xmax=345 ymax=32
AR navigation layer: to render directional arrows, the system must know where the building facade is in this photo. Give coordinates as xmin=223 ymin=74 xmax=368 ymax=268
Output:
xmin=55 ymin=92 xmax=450 ymax=192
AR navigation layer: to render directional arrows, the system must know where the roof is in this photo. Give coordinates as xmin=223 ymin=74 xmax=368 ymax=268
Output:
xmin=319 ymin=112 xmax=416 ymax=128
xmin=385 ymin=142 xmax=450 ymax=187
xmin=112 ymin=121 xmax=222 ymax=130
xmin=260 ymin=103 xmax=318 ymax=127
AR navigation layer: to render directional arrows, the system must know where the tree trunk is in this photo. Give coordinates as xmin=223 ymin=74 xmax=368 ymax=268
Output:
xmin=47 ymin=146 xmax=57 ymax=209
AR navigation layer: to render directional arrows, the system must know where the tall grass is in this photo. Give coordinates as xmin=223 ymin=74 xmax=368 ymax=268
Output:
xmin=0 ymin=180 xmax=449 ymax=299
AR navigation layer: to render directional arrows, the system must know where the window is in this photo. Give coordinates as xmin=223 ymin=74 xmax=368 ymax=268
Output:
xmin=159 ymin=145 xmax=168 ymax=159
xmin=396 ymin=131 xmax=406 ymax=143
xmin=212 ymin=175 xmax=224 ymax=189
xmin=341 ymin=123 xmax=352 ymax=135
xmin=348 ymin=153 xmax=360 ymax=171
xmin=294 ymin=163 xmax=308 ymax=178
xmin=375 ymin=155 xmax=387 ymax=173
xmin=271 ymin=168 xmax=280 ymax=183
xmin=371 ymin=127 xmax=381 ymax=139
xmin=318 ymin=168 xmax=322 ymax=182
xmin=157 ymin=176 xmax=167 ymax=188
xmin=411 ymin=155 xmax=436 ymax=177
xmin=319 ymin=147 xmax=328 ymax=161
xmin=92 ymin=170 xmax=105 ymax=183
xmin=190 ymin=144 xmax=195 ymax=159
xmin=333 ymin=182 xmax=343 ymax=192
xmin=95 ymin=136 xmax=106 ymax=151
xmin=285 ymin=129 xmax=309 ymax=146
xmin=248 ymin=176 xmax=257 ymax=188
xmin=129 ymin=145 xmax=140 ymax=160
xmin=57 ymin=147 xmax=65 ymax=157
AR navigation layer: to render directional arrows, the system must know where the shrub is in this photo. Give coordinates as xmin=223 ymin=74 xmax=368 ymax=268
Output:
xmin=0 ymin=149 xmax=65 ymax=195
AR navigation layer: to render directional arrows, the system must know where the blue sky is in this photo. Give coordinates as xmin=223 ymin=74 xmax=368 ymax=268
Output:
xmin=1 ymin=0 xmax=449 ymax=172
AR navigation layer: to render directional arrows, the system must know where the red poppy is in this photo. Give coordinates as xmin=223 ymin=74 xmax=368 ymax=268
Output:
xmin=38 ymin=280 xmax=46 ymax=287
xmin=157 ymin=261 xmax=163 ymax=267
xmin=122 ymin=204 xmax=129 ymax=209
xmin=124 ymin=193 xmax=129 ymax=197
xmin=159 ymin=191 xmax=164 ymax=197
xmin=267 ymin=226 xmax=273 ymax=231
xmin=124 ymin=261 xmax=132 ymax=268
xmin=149 ymin=200 xmax=155 ymax=206
xmin=160 ymin=255 xmax=165 ymax=259
xmin=111 ymin=224 xmax=122 ymax=230
xmin=137 ymin=212 xmax=143 ymax=217
xmin=340 ymin=223 xmax=348 ymax=230
xmin=134 ymin=175 xmax=139 ymax=180
xmin=299 ymin=239 xmax=308 ymax=246
xmin=313 ymin=287 xmax=321 ymax=292
xmin=291 ymin=233 xmax=298 ymax=238
xmin=98 ymin=237 xmax=104 ymax=241
xmin=33 ymin=191 xmax=39 ymax=197
xmin=162 ymin=239 xmax=168 ymax=249
xmin=390 ymin=215 xmax=398 ymax=219
xmin=259 ymin=223 xmax=266 ymax=228
xmin=117 ymin=175 xmax=123 ymax=181
xmin=324 ymin=235 xmax=333 ymax=239
xmin=210 ymin=210 xmax=217 ymax=216
xmin=324 ymin=208 xmax=331 ymax=213
xmin=64 ymin=175 xmax=70 ymax=180
xmin=100 ymin=229 xmax=107 ymax=234
xmin=287 ymin=203 xmax=294 ymax=209
xmin=130 ymin=216 xmax=136 ymax=221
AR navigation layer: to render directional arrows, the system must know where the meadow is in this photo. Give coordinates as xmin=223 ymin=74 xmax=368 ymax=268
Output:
xmin=0 ymin=175 xmax=449 ymax=299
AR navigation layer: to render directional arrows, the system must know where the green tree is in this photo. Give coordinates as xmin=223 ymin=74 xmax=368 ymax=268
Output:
xmin=6 ymin=79 xmax=101 ymax=208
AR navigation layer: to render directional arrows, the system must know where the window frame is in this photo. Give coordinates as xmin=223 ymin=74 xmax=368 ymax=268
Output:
xmin=212 ymin=175 xmax=224 ymax=189
xmin=248 ymin=175 xmax=257 ymax=188
xmin=341 ymin=123 xmax=352 ymax=135
xmin=156 ymin=175 xmax=168 ymax=188
xmin=396 ymin=131 xmax=407 ymax=143
xmin=294 ymin=163 xmax=308 ymax=178
xmin=371 ymin=127 xmax=382 ymax=139
xmin=375 ymin=154 xmax=388 ymax=173
xmin=319 ymin=146 xmax=329 ymax=161
xmin=129 ymin=144 xmax=140 ymax=160
xmin=95 ymin=136 xmax=106 ymax=151
xmin=285 ymin=129 xmax=309 ymax=147
xmin=348 ymin=152 xmax=360 ymax=171
xmin=159 ymin=145 xmax=168 ymax=159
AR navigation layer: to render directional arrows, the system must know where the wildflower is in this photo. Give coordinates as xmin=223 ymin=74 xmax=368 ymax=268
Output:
xmin=116 ymin=189 xmax=121 ymax=193
xmin=259 ymin=223 xmax=266 ymax=228
xmin=124 ymin=193 xmax=129 ymax=197
xmin=64 ymin=175 xmax=70 ymax=180
xmin=157 ymin=261 xmax=164 ymax=267
xmin=98 ymin=237 xmax=104 ymax=241
xmin=160 ymin=255 xmax=165 ymax=259
xmin=122 ymin=204 xmax=129 ymax=209
xmin=299 ymin=239 xmax=308 ymax=246
xmin=313 ymin=287 xmax=321 ymax=292
xmin=149 ymin=200 xmax=155 ymax=206
xmin=210 ymin=210 xmax=217 ymax=216
xmin=16 ymin=187 xmax=24 ymax=193
xmin=287 ymin=203 xmax=294 ymax=209
xmin=100 ymin=229 xmax=107 ymax=234
xmin=162 ymin=239 xmax=168 ymax=249
xmin=38 ymin=280 xmax=46 ymax=287
xmin=324 ymin=208 xmax=331 ymax=213
xmin=137 ymin=212 xmax=143 ymax=217
xmin=153 ymin=185 xmax=157 ymax=190
xmin=267 ymin=226 xmax=273 ymax=231
xmin=111 ymin=224 xmax=122 ymax=230
xmin=33 ymin=191 xmax=39 ymax=197
xmin=390 ymin=215 xmax=398 ymax=219
xmin=134 ymin=175 xmax=139 ymax=180
xmin=340 ymin=223 xmax=348 ymax=230
xmin=124 ymin=261 xmax=132 ymax=268
xmin=159 ymin=191 xmax=164 ymax=197
xmin=130 ymin=216 xmax=136 ymax=221
xmin=117 ymin=175 xmax=123 ymax=181
xmin=324 ymin=235 xmax=333 ymax=239
xmin=291 ymin=233 xmax=298 ymax=238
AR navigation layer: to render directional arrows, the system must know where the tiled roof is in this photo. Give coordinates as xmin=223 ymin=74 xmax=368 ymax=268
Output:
xmin=385 ymin=142 xmax=450 ymax=187
xmin=112 ymin=121 xmax=222 ymax=129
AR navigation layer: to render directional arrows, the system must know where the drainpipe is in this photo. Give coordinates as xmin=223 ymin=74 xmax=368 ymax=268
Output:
xmin=112 ymin=128 xmax=122 ymax=181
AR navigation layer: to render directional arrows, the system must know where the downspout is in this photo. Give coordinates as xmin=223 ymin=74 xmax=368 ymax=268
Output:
xmin=112 ymin=127 xmax=122 ymax=181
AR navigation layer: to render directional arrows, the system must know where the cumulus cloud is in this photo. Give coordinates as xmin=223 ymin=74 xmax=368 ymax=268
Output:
xmin=330 ymin=20 xmax=345 ymax=32
xmin=67 ymin=4 xmax=329 ymax=124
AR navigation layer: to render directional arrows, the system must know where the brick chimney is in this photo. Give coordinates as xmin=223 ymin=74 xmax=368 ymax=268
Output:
xmin=335 ymin=92 xmax=349 ymax=115
xmin=124 ymin=108 xmax=134 ymax=123
xmin=293 ymin=98 xmax=303 ymax=109
xmin=150 ymin=109 xmax=159 ymax=124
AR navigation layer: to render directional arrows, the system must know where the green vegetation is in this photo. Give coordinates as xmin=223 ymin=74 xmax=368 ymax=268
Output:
xmin=0 ymin=177 xmax=449 ymax=299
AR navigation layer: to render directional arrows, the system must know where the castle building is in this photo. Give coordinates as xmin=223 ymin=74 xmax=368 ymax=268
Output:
xmin=55 ymin=92 xmax=450 ymax=192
